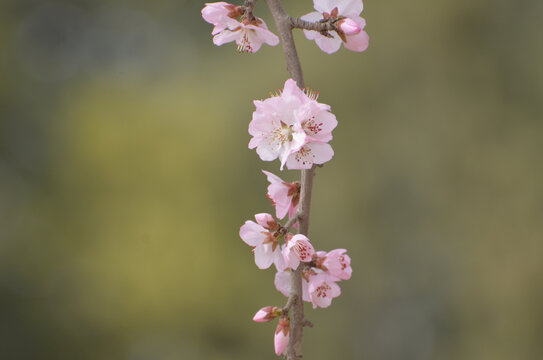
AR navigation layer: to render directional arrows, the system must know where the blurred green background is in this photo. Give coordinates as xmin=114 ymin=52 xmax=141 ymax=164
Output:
xmin=1 ymin=0 xmax=542 ymax=359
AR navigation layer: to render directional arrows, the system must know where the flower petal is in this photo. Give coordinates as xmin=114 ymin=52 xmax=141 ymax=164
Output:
xmin=239 ymin=221 xmax=267 ymax=246
xmin=314 ymin=32 xmax=342 ymax=54
xmin=213 ymin=29 xmax=240 ymax=46
xmin=337 ymin=0 xmax=364 ymax=17
xmin=254 ymin=244 xmax=274 ymax=269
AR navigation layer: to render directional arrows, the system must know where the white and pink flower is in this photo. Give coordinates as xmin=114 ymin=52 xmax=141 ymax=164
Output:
xmin=283 ymin=234 xmax=315 ymax=270
xmin=285 ymin=142 xmax=334 ymax=170
xmin=262 ymin=170 xmax=300 ymax=220
xmin=301 ymin=0 xmax=369 ymax=54
xmin=318 ymin=248 xmax=352 ymax=280
xmin=249 ymin=79 xmax=337 ymax=170
xmin=239 ymin=215 xmax=286 ymax=270
xmin=202 ymin=2 xmax=280 ymax=53
xmin=308 ymin=272 xmax=342 ymax=309
xmin=249 ymin=80 xmax=308 ymax=169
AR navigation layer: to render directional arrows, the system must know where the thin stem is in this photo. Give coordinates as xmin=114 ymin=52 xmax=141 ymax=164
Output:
xmin=290 ymin=16 xmax=337 ymax=36
xmin=281 ymin=213 xmax=300 ymax=231
xmin=264 ymin=1 xmax=318 ymax=359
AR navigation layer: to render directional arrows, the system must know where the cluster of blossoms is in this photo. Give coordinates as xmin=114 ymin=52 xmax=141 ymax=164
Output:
xmin=249 ymin=78 xmax=337 ymax=170
xmin=202 ymin=0 xmax=367 ymax=357
xmin=202 ymin=0 xmax=368 ymax=54
xmin=302 ymin=0 xmax=369 ymax=54
xmin=241 ymin=212 xmax=352 ymax=355
xmin=201 ymin=2 xmax=279 ymax=53
xmin=239 ymin=89 xmax=351 ymax=354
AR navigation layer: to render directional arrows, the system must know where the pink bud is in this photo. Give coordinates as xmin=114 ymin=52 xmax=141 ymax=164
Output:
xmin=274 ymin=317 xmax=290 ymax=355
xmin=254 ymin=213 xmax=279 ymax=231
xmin=253 ymin=306 xmax=281 ymax=323
xmin=338 ymin=18 xmax=361 ymax=35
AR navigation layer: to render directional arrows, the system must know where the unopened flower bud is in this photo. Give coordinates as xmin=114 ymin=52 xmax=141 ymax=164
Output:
xmin=253 ymin=306 xmax=282 ymax=323
xmin=274 ymin=316 xmax=290 ymax=355
xmin=255 ymin=213 xmax=279 ymax=231
xmin=338 ymin=18 xmax=361 ymax=35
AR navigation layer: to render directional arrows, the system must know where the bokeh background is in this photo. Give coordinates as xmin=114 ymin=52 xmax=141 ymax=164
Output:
xmin=1 ymin=0 xmax=542 ymax=359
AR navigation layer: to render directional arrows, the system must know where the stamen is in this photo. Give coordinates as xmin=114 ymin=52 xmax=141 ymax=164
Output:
xmin=303 ymin=88 xmax=320 ymax=100
xmin=237 ymin=31 xmax=253 ymax=53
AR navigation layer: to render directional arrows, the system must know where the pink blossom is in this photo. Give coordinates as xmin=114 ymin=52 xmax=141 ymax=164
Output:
xmin=253 ymin=306 xmax=282 ymax=322
xmin=282 ymin=234 xmax=315 ymax=270
xmin=320 ymin=248 xmax=352 ymax=280
xmin=212 ymin=17 xmax=279 ymax=53
xmin=239 ymin=216 xmax=286 ymax=270
xmin=249 ymin=79 xmax=308 ymax=169
xmin=254 ymin=212 xmax=279 ymax=231
xmin=274 ymin=317 xmax=290 ymax=355
xmin=274 ymin=269 xmax=311 ymax=302
xmin=262 ymin=170 xmax=300 ymax=219
xmin=301 ymin=0 xmax=369 ymax=54
xmin=308 ymin=272 xmax=342 ymax=309
xmin=201 ymin=2 xmax=241 ymax=35
xmin=285 ymin=142 xmax=334 ymax=170
xmin=249 ymin=79 xmax=337 ymax=170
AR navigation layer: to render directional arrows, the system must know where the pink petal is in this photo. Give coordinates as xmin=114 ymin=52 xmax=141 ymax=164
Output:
xmin=336 ymin=0 xmax=364 ymax=17
xmin=239 ymin=221 xmax=267 ymax=246
xmin=269 ymin=184 xmax=290 ymax=219
xmin=338 ymin=18 xmax=361 ymax=35
xmin=254 ymin=26 xmax=280 ymax=46
xmin=343 ymin=16 xmax=368 ymax=52
xmin=213 ymin=29 xmax=240 ymax=46
xmin=274 ymin=271 xmax=291 ymax=297
xmin=253 ymin=307 xmax=271 ymax=322
xmin=313 ymin=0 xmax=337 ymax=14
xmin=255 ymin=139 xmax=281 ymax=161
xmin=262 ymin=170 xmax=283 ymax=184
xmin=314 ymin=32 xmax=343 ymax=54
xmin=308 ymin=142 xmax=334 ymax=164
xmin=201 ymin=2 xmax=231 ymax=24
xmin=274 ymin=330 xmax=289 ymax=355
xmin=254 ymin=213 xmax=276 ymax=229
xmin=282 ymin=245 xmax=300 ymax=270
xmin=273 ymin=246 xmax=288 ymax=271
xmin=344 ymin=29 xmax=369 ymax=52
xmin=254 ymin=244 xmax=274 ymax=269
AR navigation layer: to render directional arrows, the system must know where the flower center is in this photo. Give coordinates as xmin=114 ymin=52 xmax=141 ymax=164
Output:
xmin=272 ymin=121 xmax=293 ymax=145
xmin=304 ymin=116 xmax=324 ymax=135
xmin=237 ymin=30 xmax=253 ymax=53
xmin=294 ymin=243 xmax=311 ymax=261
xmin=315 ymin=283 xmax=331 ymax=298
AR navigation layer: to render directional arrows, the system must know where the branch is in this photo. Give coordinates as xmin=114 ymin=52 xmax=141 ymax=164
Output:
xmin=241 ymin=0 xmax=258 ymax=22
xmin=281 ymin=212 xmax=300 ymax=232
xmin=290 ymin=17 xmax=337 ymax=37
xmin=264 ymin=1 xmax=318 ymax=359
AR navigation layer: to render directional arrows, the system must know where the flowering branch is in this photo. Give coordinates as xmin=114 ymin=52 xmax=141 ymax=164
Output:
xmin=262 ymin=1 xmax=315 ymax=359
xmin=202 ymin=0 xmax=366 ymax=358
